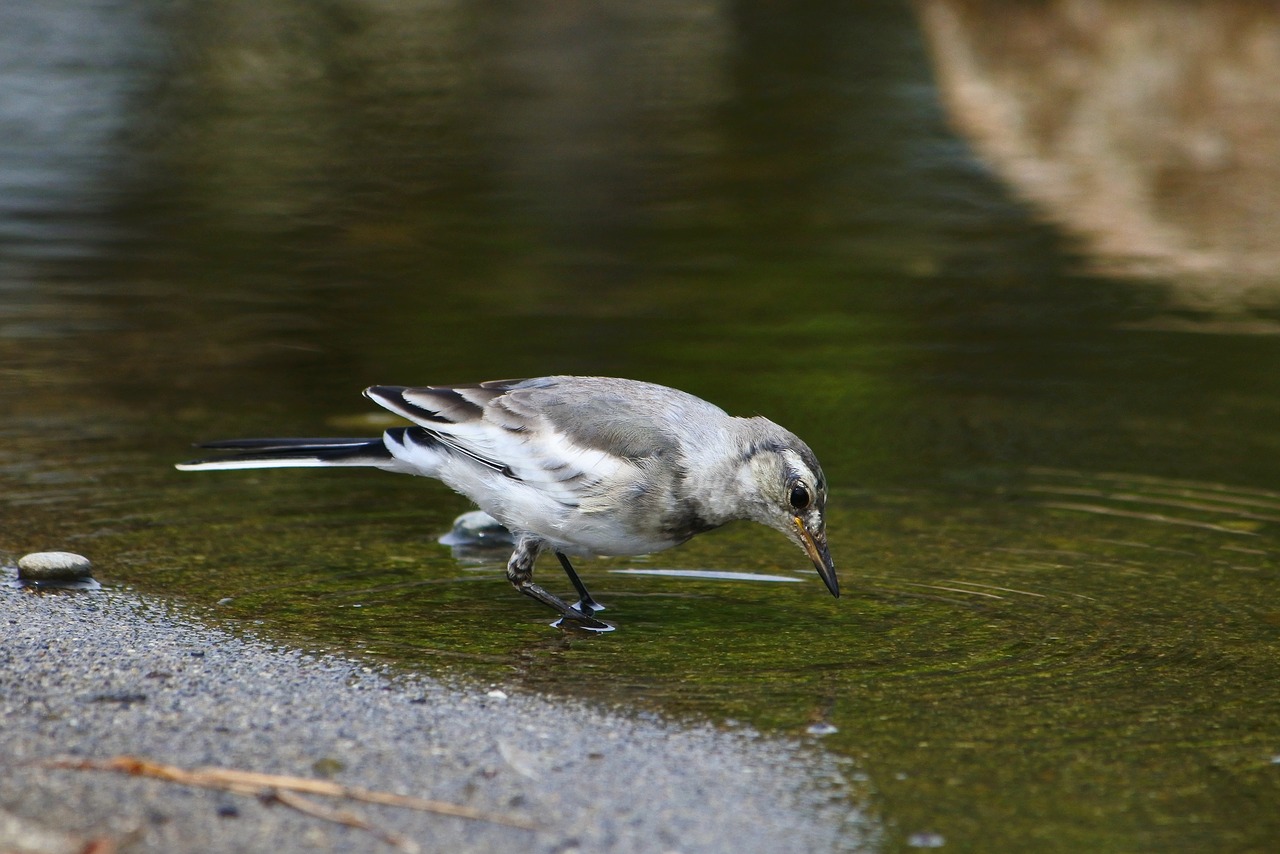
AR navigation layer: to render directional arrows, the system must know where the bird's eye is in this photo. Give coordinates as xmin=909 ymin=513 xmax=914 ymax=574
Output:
xmin=789 ymin=482 xmax=811 ymax=511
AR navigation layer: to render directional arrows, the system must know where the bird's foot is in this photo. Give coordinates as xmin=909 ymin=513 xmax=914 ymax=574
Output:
xmin=517 ymin=581 xmax=613 ymax=632
xmin=571 ymin=597 xmax=605 ymax=615
xmin=551 ymin=612 xmax=615 ymax=634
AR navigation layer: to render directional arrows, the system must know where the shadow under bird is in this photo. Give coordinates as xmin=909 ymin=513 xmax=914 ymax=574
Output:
xmin=177 ymin=376 xmax=838 ymax=630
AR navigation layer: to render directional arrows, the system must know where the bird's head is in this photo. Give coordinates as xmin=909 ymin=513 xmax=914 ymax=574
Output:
xmin=736 ymin=421 xmax=839 ymax=598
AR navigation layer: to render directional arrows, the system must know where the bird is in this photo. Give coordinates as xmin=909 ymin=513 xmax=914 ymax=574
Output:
xmin=176 ymin=376 xmax=838 ymax=630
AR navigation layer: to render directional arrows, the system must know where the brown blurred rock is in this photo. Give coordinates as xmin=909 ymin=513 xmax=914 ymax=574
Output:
xmin=917 ymin=0 xmax=1280 ymax=308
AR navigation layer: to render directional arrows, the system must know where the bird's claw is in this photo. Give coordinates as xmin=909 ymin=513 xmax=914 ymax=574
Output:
xmin=519 ymin=581 xmax=613 ymax=632
xmin=552 ymin=611 xmax=615 ymax=633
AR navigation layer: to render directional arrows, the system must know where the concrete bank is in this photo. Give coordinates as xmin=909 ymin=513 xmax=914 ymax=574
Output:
xmin=0 ymin=579 xmax=873 ymax=853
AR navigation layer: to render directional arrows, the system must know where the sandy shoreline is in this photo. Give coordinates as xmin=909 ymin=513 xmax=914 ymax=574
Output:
xmin=0 ymin=579 xmax=872 ymax=853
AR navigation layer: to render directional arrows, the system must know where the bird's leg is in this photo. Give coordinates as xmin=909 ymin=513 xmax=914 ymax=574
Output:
xmin=507 ymin=538 xmax=610 ymax=630
xmin=555 ymin=551 xmax=603 ymax=614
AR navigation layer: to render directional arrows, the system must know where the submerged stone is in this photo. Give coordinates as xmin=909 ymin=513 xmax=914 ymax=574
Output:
xmin=437 ymin=510 xmax=514 ymax=549
xmin=17 ymin=551 xmax=93 ymax=582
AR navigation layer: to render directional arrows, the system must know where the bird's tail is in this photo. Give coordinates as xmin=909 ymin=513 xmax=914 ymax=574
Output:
xmin=175 ymin=435 xmax=397 ymax=472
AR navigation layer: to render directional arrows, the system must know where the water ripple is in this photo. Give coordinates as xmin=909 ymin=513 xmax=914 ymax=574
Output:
xmin=1027 ymin=468 xmax=1277 ymax=536
xmin=609 ymin=568 xmax=805 ymax=584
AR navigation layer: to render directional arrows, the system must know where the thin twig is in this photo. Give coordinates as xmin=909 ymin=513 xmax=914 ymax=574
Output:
xmin=33 ymin=755 xmax=539 ymax=849
xmin=266 ymin=789 xmax=419 ymax=853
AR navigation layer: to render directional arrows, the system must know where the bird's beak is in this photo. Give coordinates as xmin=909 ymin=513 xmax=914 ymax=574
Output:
xmin=794 ymin=516 xmax=839 ymax=598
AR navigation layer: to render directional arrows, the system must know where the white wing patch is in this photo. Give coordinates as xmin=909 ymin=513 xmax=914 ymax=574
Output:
xmin=370 ymin=384 xmax=641 ymax=512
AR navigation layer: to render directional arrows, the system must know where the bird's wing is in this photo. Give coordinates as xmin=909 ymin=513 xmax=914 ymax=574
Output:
xmin=365 ymin=379 xmax=676 ymax=505
xmin=364 ymin=381 xmax=520 ymax=475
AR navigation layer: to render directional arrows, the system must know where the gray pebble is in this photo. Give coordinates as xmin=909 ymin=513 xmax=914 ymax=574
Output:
xmin=17 ymin=552 xmax=93 ymax=582
xmin=907 ymin=831 xmax=947 ymax=848
xmin=0 ymin=807 xmax=89 ymax=854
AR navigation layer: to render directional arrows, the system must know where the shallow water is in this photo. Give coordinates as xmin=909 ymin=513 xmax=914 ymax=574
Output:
xmin=4 ymin=1 xmax=1280 ymax=851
